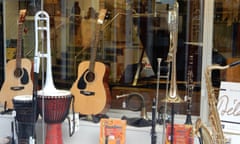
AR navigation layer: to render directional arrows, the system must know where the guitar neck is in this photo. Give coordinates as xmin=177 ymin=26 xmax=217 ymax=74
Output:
xmin=16 ymin=22 xmax=23 ymax=69
xmin=15 ymin=9 xmax=27 ymax=70
xmin=88 ymin=9 xmax=107 ymax=72
xmin=89 ymin=24 xmax=101 ymax=72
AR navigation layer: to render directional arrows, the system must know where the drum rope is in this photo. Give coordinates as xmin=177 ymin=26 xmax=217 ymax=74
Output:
xmin=11 ymin=121 xmax=15 ymax=144
xmin=67 ymin=96 xmax=76 ymax=137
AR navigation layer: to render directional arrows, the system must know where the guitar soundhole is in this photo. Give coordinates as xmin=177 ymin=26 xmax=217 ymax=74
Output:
xmin=86 ymin=72 xmax=95 ymax=82
xmin=14 ymin=68 xmax=23 ymax=78
xmin=13 ymin=68 xmax=29 ymax=85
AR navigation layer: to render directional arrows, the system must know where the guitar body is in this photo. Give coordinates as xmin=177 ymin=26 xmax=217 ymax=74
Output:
xmin=0 ymin=58 xmax=33 ymax=109
xmin=71 ymin=61 xmax=111 ymax=115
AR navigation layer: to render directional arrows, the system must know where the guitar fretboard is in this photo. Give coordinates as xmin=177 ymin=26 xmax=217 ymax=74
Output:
xmin=16 ymin=22 xmax=23 ymax=69
xmin=88 ymin=9 xmax=107 ymax=73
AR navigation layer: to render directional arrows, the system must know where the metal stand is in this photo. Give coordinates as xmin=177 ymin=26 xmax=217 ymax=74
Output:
xmin=170 ymin=103 xmax=174 ymax=144
xmin=151 ymin=98 xmax=157 ymax=144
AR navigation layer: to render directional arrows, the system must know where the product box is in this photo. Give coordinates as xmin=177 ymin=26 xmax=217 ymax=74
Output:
xmin=165 ymin=124 xmax=194 ymax=144
xmin=99 ymin=118 xmax=126 ymax=144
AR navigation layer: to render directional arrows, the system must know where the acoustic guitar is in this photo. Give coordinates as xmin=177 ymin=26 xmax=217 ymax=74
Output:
xmin=71 ymin=9 xmax=111 ymax=115
xmin=0 ymin=9 xmax=33 ymax=109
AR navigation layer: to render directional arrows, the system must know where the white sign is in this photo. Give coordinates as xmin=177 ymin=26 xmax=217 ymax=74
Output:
xmin=218 ymin=81 xmax=240 ymax=132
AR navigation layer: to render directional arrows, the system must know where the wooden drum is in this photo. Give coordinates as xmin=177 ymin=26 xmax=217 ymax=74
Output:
xmin=37 ymin=91 xmax=72 ymax=123
xmin=12 ymin=95 xmax=38 ymax=144
xmin=37 ymin=90 xmax=72 ymax=144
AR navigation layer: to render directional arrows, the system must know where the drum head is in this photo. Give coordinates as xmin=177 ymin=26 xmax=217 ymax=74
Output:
xmin=0 ymin=137 xmax=9 ymax=144
xmin=37 ymin=89 xmax=71 ymax=97
xmin=13 ymin=95 xmax=32 ymax=102
xmin=13 ymin=95 xmax=38 ymax=122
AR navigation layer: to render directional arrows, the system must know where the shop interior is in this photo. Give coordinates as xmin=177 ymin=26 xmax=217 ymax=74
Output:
xmin=0 ymin=0 xmax=240 ymax=144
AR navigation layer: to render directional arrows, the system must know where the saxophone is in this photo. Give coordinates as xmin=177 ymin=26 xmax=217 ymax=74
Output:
xmin=196 ymin=60 xmax=240 ymax=144
xmin=195 ymin=118 xmax=214 ymax=144
xmin=204 ymin=64 xmax=225 ymax=144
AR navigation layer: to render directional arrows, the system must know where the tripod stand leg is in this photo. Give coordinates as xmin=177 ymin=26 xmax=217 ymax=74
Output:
xmin=132 ymin=48 xmax=145 ymax=86
xmin=170 ymin=103 xmax=174 ymax=144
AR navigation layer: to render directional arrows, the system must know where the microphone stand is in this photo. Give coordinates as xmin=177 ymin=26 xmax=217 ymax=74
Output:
xmin=30 ymin=56 xmax=40 ymax=144
xmin=151 ymin=98 xmax=157 ymax=144
xmin=151 ymin=58 xmax=162 ymax=144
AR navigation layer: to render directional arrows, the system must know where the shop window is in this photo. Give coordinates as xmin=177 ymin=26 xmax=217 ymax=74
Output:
xmin=0 ymin=0 xmax=205 ymax=116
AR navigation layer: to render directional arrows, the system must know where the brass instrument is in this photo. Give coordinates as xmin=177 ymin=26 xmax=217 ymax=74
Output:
xmin=161 ymin=2 xmax=184 ymax=144
xmin=116 ymin=93 xmax=148 ymax=120
xmin=202 ymin=64 xmax=227 ymax=144
xmin=162 ymin=2 xmax=183 ymax=103
xmin=197 ymin=60 xmax=240 ymax=143
xmin=195 ymin=118 xmax=214 ymax=144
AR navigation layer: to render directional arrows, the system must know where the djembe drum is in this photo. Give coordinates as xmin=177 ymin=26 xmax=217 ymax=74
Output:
xmin=12 ymin=95 xmax=38 ymax=144
xmin=37 ymin=90 xmax=72 ymax=144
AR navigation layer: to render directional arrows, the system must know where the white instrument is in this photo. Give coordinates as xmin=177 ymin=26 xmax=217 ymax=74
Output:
xmin=34 ymin=10 xmax=70 ymax=96
xmin=34 ymin=10 xmax=73 ymax=144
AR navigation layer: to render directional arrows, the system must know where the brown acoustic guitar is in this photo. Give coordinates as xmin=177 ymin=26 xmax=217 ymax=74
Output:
xmin=0 ymin=9 xmax=33 ymax=109
xmin=71 ymin=9 xmax=111 ymax=115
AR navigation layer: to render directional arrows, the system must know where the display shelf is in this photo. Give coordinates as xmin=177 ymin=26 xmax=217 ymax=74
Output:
xmin=34 ymin=109 xmax=198 ymax=144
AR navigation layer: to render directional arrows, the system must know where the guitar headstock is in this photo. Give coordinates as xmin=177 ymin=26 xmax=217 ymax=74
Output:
xmin=97 ymin=9 xmax=109 ymax=25
xmin=19 ymin=9 xmax=27 ymax=23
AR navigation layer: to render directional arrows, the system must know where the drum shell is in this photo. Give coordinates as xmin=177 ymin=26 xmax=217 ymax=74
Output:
xmin=15 ymin=121 xmax=36 ymax=143
xmin=12 ymin=97 xmax=38 ymax=123
xmin=37 ymin=95 xmax=72 ymax=123
xmin=13 ymin=95 xmax=38 ymax=144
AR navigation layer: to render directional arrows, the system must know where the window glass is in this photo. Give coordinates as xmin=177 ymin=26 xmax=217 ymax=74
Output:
xmin=0 ymin=2 xmax=3 ymax=88
xmin=2 ymin=0 xmax=205 ymax=116
xmin=213 ymin=0 xmax=240 ymax=85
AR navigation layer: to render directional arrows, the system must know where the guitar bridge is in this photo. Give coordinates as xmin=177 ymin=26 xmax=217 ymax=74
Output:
xmin=10 ymin=86 xmax=24 ymax=91
xmin=80 ymin=90 xmax=95 ymax=96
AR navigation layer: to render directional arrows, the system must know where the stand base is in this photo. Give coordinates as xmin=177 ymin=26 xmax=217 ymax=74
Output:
xmin=46 ymin=123 xmax=63 ymax=144
xmin=16 ymin=121 xmax=36 ymax=144
xmin=80 ymin=114 xmax=109 ymax=123
xmin=121 ymin=116 xmax=152 ymax=127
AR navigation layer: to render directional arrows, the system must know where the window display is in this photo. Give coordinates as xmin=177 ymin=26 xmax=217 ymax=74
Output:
xmin=0 ymin=0 xmax=239 ymax=144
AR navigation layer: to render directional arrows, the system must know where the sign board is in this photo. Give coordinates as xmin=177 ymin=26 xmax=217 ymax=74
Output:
xmin=218 ymin=81 xmax=240 ymax=132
